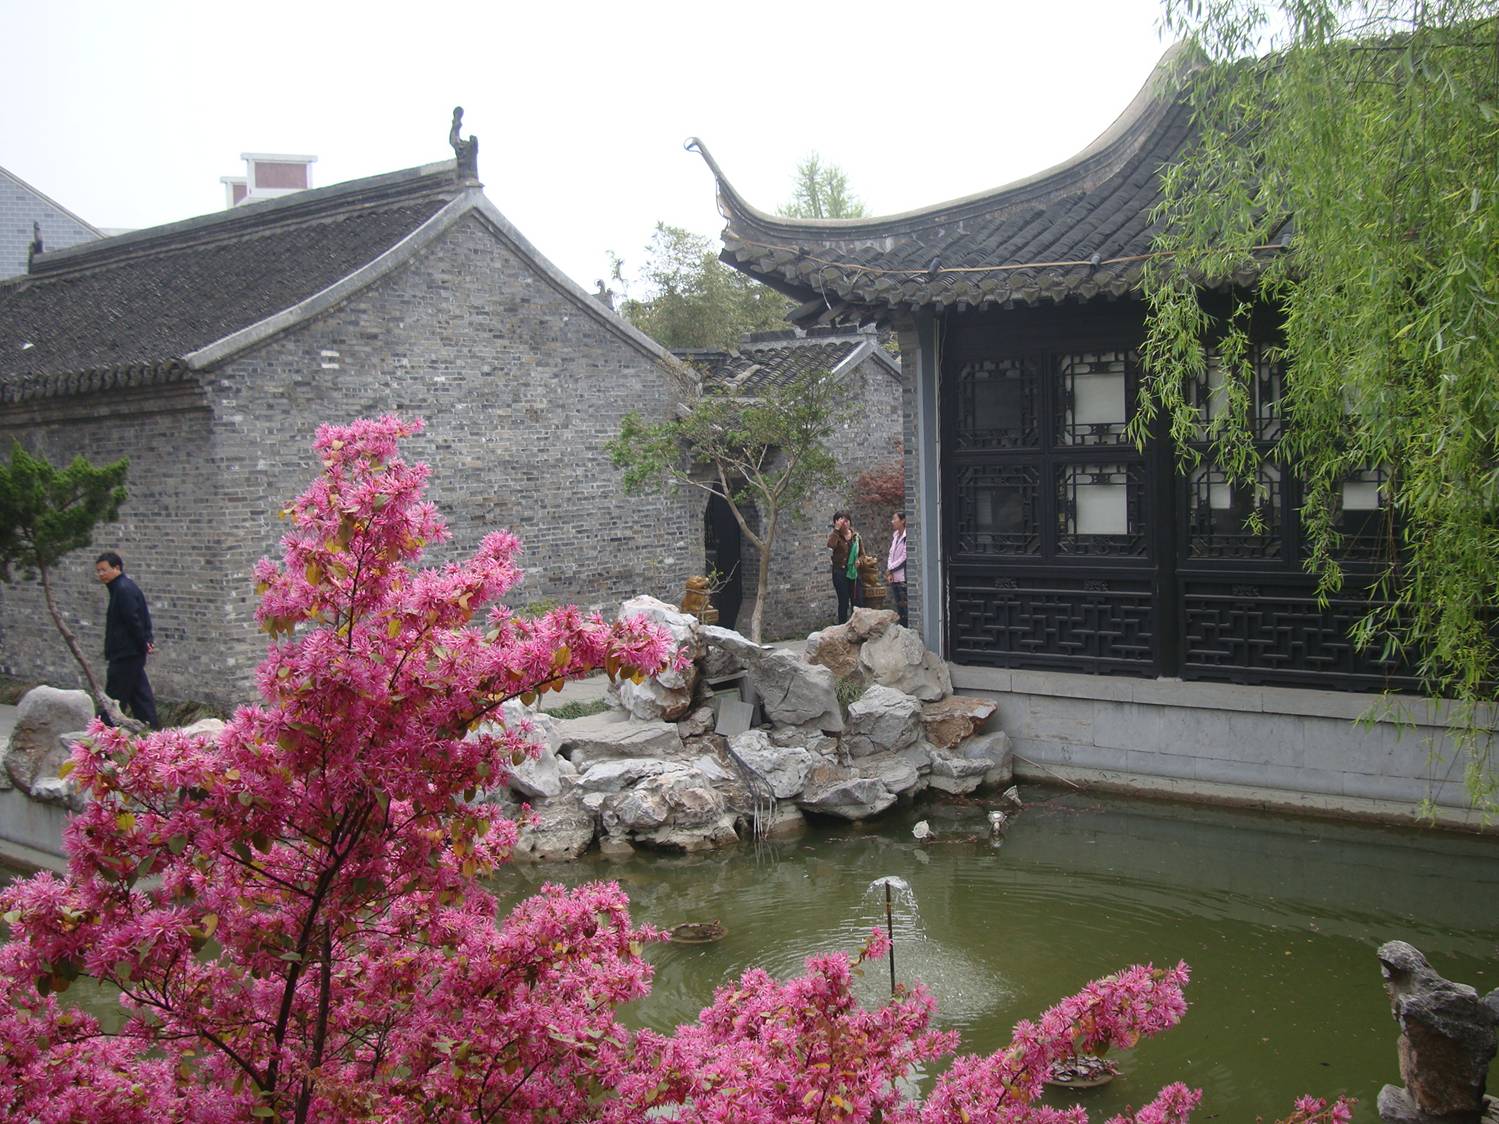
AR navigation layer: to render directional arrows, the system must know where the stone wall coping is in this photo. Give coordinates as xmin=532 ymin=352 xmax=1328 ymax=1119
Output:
xmin=950 ymin=664 xmax=1493 ymax=731
xmin=1007 ymin=759 xmax=1498 ymax=834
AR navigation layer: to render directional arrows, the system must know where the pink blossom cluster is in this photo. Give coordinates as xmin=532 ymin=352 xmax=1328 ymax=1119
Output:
xmin=0 ymin=417 xmax=1348 ymax=1123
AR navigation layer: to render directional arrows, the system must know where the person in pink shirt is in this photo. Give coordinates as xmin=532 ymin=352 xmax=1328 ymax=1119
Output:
xmin=885 ymin=511 xmax=908 ymax=627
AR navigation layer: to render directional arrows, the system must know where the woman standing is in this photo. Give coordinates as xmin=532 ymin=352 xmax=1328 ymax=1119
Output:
xmin=827 ymin=511 xmax=858 ymax=624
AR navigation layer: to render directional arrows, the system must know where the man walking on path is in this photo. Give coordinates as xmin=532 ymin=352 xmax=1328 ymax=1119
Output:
xmin=886 ymin=511 xmax=908 ymax=628
xmin=94 ymin=551 xmax=160 ymax=729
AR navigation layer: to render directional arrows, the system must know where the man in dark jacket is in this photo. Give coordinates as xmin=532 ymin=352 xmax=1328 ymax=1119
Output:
xmin=94 ymin=551 xmax=160 ymax=729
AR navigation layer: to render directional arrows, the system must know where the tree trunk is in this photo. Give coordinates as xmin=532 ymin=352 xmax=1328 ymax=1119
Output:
xmin=36 ymin=563 xmax=132 ymax=727
xmin=748 ymin=527 xmax=775 ymax=645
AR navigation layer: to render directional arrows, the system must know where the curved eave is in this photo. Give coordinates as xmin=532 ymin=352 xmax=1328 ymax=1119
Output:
xmin=692 ymin=41 xmax=1192 ymax=246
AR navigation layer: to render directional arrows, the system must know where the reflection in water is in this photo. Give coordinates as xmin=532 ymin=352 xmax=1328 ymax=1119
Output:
xmin=496 ymin=788 xmax=1499 ymax=1121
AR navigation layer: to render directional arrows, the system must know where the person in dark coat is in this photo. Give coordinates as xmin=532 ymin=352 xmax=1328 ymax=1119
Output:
xmin=94 ymin=551 xmax=160 ymax=729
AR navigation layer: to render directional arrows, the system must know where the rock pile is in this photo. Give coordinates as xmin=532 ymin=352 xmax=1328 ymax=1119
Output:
xmin=482 ymin=601 xmax=1011 ymax=860
xmin=0 ymin=603 xmax=1012 ymax=865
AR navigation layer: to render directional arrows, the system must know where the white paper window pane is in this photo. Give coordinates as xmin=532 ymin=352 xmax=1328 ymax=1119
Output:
xmin=1205 ymin=358 xmax=1227 ymax=419
xmin=1075 ymin=482 xmax=1127 ymax=535
xmin=1209 ymin=482 xmax=1235 ymax=510
xmin=1342 ymin=481 xmax=1382 ymax=510
xmin=1073 ymin=371 xmax=1126 ymax=425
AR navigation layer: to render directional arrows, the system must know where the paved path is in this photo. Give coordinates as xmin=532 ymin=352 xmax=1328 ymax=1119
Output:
xmin=0 ymin=639 xmax=807 ymax=737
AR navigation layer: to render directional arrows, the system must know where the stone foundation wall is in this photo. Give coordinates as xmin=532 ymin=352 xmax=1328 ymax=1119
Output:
xmin=954 ymin=664 xmax=1494 ymax=827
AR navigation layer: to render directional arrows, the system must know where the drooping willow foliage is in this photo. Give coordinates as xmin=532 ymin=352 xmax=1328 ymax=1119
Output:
xmin=1136 ymin=1 xmax=1499 ymax=810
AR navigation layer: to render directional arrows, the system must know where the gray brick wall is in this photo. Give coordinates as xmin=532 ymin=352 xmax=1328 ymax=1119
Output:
xmin=0 ymin=213 xmax=699 ymax=705
xmin=0 ymin=172 xmax=100 ymax=279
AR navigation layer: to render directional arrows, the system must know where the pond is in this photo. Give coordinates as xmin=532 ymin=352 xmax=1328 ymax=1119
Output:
xmin=496 ymin=788 xmax=1499 ymax=1120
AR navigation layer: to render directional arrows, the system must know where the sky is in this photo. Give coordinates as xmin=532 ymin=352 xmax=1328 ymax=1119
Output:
xmin=1 ymin=0 xmax=1175 ymax=296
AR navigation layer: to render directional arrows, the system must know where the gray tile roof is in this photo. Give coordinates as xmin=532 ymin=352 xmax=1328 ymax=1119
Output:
xmin=0 ymin=161 xmax=460 ymax=389
xmin=674 ymin=329 xmax=880 ymax=395
xmin=691 ymin=46 xmax=1280 ymax=327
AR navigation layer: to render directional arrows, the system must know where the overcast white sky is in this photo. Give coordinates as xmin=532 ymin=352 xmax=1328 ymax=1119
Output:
xmin=2 ymin=0 xmax=1173 ymax=294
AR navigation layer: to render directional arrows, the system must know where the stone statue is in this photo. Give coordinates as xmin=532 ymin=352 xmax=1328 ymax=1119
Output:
xmin=1375 ymin=941 xmax=1499 ymax=1123
xmin=449 ymin=107 xmax=479 ymax=181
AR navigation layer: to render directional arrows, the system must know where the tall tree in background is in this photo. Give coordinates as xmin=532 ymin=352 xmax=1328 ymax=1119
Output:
xmin=0 ymin=441 xmax=130 ymax=721
xmin=1137 ymin=1 xmax=1499 ymax=809
xmin=782 ymin=153 xmax=868 ymax=219
xmin=617 ymin=224 xmax=791 ymax=350
xmin=609 ymin=367 xmax=847 ymax=643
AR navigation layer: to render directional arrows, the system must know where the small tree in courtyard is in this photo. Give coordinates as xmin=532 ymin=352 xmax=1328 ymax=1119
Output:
xmin=610 ymin=367 xmax=846 ymax=642
xmin=0 ymin=440 xmax=129 ymax=719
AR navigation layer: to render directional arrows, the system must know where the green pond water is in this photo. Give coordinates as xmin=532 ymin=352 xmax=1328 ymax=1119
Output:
xmin=495 ymin=789 xmax=1499 ymax=1121
xmin=7 ymin=788 xmax=1495 ymax=1119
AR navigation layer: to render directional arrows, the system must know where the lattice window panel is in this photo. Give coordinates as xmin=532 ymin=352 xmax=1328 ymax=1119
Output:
xmin=953 ymin=464 xmax=1041 ymax=555
xmin=1056 ymin=350 xmax=1135 ymax=446
xmin=1186 ymin=461 xmax=1283 ymax=559
xmin=953 ymin=356 xmax=1041 ymax=450
xmin=951 ymin=579 xmax=1155 ymax=666
xmin=1056 ymin=462 xmax=1147 ymax=557
xmin=1190 ymin=344 xmax=1283 ymax=441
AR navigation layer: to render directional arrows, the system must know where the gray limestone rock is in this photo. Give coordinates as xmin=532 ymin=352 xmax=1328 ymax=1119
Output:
xmin=768 ymin=725 xmax=841 ymax=759
xmin=856 ymin=750 xmax=923 ymax=797
xmin=843 ymin=685 xmax=922 ymax=758
xmin=858 ymin=627 xmax=952 ymax=702
xmin=555 ymin=712 xmax=686 ymax=771
xmin=472 ymin=710 xmax=567 ymax=799
xmin=798 ymin=774 xmax=897 ymax=820
xmin=957 ymin=730 xmax=1014 ymax=789
xmin=512 ymin=793 xmax=598 ymax=862
xmin=601 ymin=766 xmax=738 ymax=851
xmin=1376 ymin=941 xmax=1499 ymax=1122
xmin=702 ymin=626 xmax=843 ymax=733
xmin=579 ymin=758 xmax=670 ymax=794
xmin=804 ymin=608 xmax=899 ymax=681
xmin=921 ymin=695 xmax=998 ymax=750
xmin=701 ymin=624 xmax=764 ymax=663
xmin=4 ymin=686 xmax=94 ymax=795
xmin=927 ymin=747 xmax=992 ymax=795
xmin=728 ymin=730 xmax=814 ymax=800
xmin=610 ymin=596 xmax=704 ymax=721
xmin=751 ymin=651 xmax=844 ymax=732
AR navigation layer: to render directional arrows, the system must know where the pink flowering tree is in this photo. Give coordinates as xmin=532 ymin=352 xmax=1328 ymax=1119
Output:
xmin=0 ymin=416 xmax=1352 ymax=1123
xmin=0 ymin=416 xmax=676 ymax=1122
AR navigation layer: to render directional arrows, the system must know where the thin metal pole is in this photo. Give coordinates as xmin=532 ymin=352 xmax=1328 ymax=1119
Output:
xmin=885 ymin=881 xmax=896 ymax=997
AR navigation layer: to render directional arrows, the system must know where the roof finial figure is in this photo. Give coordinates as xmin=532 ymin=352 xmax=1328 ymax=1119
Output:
xmin=450 ymin=107 xmax=479 ymax=181
xmin=26 ymin=221 xmax=43 ymax=270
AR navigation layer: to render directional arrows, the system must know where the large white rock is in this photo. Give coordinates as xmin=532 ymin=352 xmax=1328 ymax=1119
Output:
xmin=555 ymin=712 xmax=686 ymax=771
xmin=927 ymin=748 xmax=993 ymax=794
xmin=702 ymin=626 xmax=843 ymax=733
xmin=858 ymin=627 xmax=952 ymax=702
xmin=612 ymin=595 xmax=703 ymax=720
xmin=601 ymin=766 xmax=738 ymax=851
xmin=4 ymin=686 xmax=94 ymax=795
xmin=728 ymin=730 xmax=814 ymax=800
xmin=472 ymin=708 xmax=567 ymax=799
xmin=751 ymin=650 xmax=843 ymax=732
xmin=843 ymin=685 xmax=922 ymax=758
xmin=579 ymin=758 xmax=670 ymax=794
xmin=804 ymin=608 xmax=899 ymax=681
xmin=957 ymin=730 xmax=1014 ymax=789
xmin=855 ymin=751 xmax=924 ymax=797
xmin=512 ymin=793 xmax=598 ymax=862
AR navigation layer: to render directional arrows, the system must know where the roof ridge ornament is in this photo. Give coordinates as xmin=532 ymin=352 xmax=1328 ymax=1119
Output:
xmin=450 ymin=107 xmax=479 ymax=182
